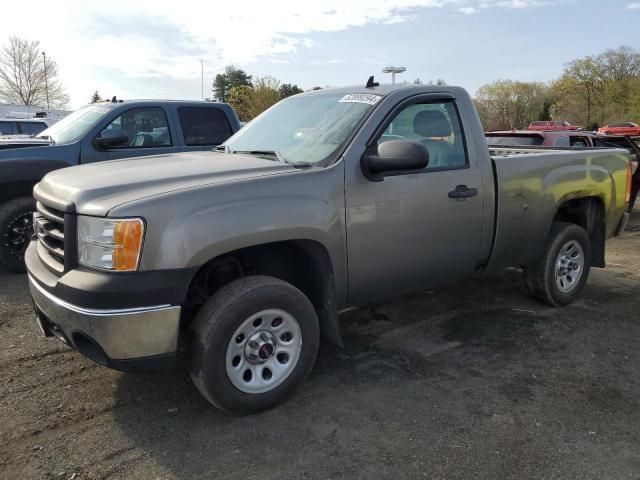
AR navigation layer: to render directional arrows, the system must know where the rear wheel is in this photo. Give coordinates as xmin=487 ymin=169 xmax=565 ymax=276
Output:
xmin=188 ymin=276 xmax=319 ymax=414
xmin=524 ymin=222 xmax=591 ymax=307
xmin=0 ymin=197 xmax=36 ymax=273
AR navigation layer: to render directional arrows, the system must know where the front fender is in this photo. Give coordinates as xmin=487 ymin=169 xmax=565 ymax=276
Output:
xmin=0 ymin=159 xmax=73 ymax=185
xmin=111 ymin=165 xmax=348 ymax=306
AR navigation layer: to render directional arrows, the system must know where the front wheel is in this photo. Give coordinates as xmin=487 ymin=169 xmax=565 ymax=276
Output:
xmin=188 ymin=276 xmax=320 ymax=414
xmin=0 ymin=197 xmax=36 ymax=273
xmin=524 ymin=222 xmax=592 ymax=307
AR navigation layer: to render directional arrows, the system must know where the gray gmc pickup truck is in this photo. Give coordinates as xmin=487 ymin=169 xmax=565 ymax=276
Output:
xmin=26 ymin=83 xmax=632 ymax=414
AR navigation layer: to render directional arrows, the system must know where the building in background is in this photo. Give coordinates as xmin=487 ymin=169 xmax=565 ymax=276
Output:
xmin=0 ymin=104 xmax=71 ymax=123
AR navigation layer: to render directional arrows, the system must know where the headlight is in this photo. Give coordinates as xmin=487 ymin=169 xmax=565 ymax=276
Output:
xmin=77 ymin=216 xmax=145 ymax=271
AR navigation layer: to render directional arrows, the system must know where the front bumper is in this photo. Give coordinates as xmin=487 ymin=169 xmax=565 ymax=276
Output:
xmin=25 ymin=241 xmax=188 ymax=372
xmin=29 ymin=275 xmax=181 ymax=370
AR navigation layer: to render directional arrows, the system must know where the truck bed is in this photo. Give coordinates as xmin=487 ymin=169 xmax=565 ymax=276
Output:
xmin=485 ymin=147 xmax=630 ymax=272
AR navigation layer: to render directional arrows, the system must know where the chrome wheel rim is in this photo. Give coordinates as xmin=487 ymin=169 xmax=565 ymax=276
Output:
xmin=3 ymin=212 xmax=33 ymax=258
xmin=225 ymin=308 xmax=302 ymax=394
xmin=555 ymin=240 xmax=584 ymax=293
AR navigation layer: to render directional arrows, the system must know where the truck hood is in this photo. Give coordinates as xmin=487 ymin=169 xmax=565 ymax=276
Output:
xmin=36 ymin=151 xmax=300 ymax=216
xmin=0 ymin=136 xmax=52 ymax=150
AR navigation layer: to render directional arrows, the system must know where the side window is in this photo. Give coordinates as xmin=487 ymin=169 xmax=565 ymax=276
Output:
xmin=178 ymin=107 xmax=233 ymax=146
xmin=594 ymin=138 xmax=633 ymax=153
xmin=102 ymin=107 xmax=172 ymax=148
xmin=570 ymin=137 xmax=589 ymax=147
xmin=378 ymin=101 xmax=467 ymax=170
xmin=18 ymin=122 xmax=47 ymax=135
xmin=0 ymin=121 xmax=15 ymax=135
xmin=554 ymin=136 xmax=570 ymax=147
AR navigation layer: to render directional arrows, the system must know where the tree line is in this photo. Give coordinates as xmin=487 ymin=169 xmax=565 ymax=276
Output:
xmin=476 ymin=46 xmax=640 ymax=131
xmin=211 ymin=65 xmax=323 ymax=121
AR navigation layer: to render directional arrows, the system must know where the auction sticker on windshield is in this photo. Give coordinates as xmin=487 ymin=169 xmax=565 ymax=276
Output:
xmin=339 ymin=94 xmax=382 ymax=105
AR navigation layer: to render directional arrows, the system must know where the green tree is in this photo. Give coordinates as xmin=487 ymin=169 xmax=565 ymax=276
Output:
xmin=227 ymin=85 xmax=254 ymax=122
xmin=598 ymin=46 xmax=640 ymax=120
xmin=212 ymin=65 xmax=252 ymax=102
xmin=538 ymin=101 xmax=553 ymax=121
xmin=475 ymin=80 xmax=549 ymax=130
xmin=554 ymin=57 xmax=605 ymax=125
xmin=551 ymin=46 xmax=640 ymax=125
xmin=279 ymin=83 xmax=303 ymax=99
xmin=90 ymin=90 xmax=101 ymax=103
xmin=249 ymin=76 xmax=281 ymax=118
xmin=212 ymin=73 xmax=229 ymax=102
xmin=227 ymin=77 xmax=283 ymax=122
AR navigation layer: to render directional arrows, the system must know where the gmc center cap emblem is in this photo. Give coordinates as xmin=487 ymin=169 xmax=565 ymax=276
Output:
xmin=258 ymin=343 xmax=274 ymax=360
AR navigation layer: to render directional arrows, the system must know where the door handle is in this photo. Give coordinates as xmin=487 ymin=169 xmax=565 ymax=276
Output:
xmin=448 ymin=185 xmax=478 ymax=200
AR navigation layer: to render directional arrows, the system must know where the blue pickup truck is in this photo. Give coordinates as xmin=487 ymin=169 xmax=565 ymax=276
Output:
xmin=0 ymin=98 xmax=240 ymax=272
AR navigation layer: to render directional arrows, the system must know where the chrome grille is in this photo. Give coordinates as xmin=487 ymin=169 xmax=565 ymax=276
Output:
xmin=34 ymin=201 xmax=65 ymax=271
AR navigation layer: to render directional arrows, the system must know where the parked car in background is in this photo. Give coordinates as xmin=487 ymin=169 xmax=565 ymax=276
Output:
xmin=598 ymin=122 xmax=640 ymax=136
xmin=485 ymin=130 xmax=593 ymax=147
xmin=0 ymin=99 xmax=241 ymax=272
xmin=26 ymin=83 xmax=631 ymax=414
xmin=528 ymin=120 xmax=582 ymax=131
xmin=0 ymin=118 xmax=52 ymax=137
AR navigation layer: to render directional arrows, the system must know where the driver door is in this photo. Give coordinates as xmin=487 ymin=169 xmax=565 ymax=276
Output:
xmin=346 ymin=97 xmax=485 ymax=305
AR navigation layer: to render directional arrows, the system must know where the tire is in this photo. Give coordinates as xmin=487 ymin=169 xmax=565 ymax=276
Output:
xmin=524 ymin=222 xmax=591 ymax=307
xmin=187 ymin=275 xmax=320 ymax=414
xmin=0 ymin=197 xmax=36 ymax=273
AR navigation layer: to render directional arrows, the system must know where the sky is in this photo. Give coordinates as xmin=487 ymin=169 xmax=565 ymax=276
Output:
xmin=2 ymin=0 xmax=639 ymax=108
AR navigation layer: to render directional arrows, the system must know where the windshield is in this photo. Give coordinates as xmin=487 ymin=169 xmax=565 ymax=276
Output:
xmin=223 ymin=93 xmax=380 ymax=166
xmin=37 ymin=105 xmax=112 ymax=144
xmin=485 ymin=135 xmax=543 ymax=146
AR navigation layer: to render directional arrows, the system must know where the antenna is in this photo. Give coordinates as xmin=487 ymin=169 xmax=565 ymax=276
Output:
xmin=366 ymin=76 xmax=379 ymax=88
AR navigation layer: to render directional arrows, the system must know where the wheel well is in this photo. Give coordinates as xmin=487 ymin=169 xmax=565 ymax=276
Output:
xmin=183 ymin=240 xmax=342 ymax=346
xmin=0 ymin=182 xmax=36 ymax=205
xmin=553 ymin=197 xmax=605 ymax=267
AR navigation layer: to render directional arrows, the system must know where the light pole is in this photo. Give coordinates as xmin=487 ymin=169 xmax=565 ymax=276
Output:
xmin=42 ymin=51 xmax=50 ymax=109
xmin=200 ymin=59 xmax=204 ymax=101
xmin=382 ymin=66 xmax=406 ymax=85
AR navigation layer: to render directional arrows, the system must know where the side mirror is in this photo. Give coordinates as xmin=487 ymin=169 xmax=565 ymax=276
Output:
xmin=362 ymin=139 xmax=429 ymax=182
xmin=93 ymin=129 xmax=129 ymax=149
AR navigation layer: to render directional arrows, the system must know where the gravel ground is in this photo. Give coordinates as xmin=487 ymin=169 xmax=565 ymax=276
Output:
xmin=1 ymin=210 xmax=639 ymax=480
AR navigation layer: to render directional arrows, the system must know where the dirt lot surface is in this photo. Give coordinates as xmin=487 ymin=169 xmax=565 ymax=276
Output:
xmin=1 ymin=211 xmax=639 ymax=480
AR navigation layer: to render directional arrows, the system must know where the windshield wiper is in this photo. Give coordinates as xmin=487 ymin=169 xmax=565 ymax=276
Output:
xmin=229 ymin=149 xmax=315 ymax=169
xmin=232 ymin=149 xmax=287 ymax=163
xmin=36 ymin=135 xmax=55 ymax=144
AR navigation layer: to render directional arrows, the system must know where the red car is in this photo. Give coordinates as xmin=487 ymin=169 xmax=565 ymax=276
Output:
xmin=597 ymin=122 xmax=640 ymax=136
xmin=528 ymin=120 xmax=582 ymax=131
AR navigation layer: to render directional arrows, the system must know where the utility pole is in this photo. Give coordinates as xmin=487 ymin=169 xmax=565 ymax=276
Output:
xmin=382 ymin=66 xmax=407 ymax=85
xmin=200 ymin=60 xmax=204 ymax=101
xmin=42 ymin=51 xmax=50 ymax=109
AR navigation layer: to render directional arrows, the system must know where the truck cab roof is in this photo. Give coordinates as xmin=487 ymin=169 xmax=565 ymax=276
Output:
xmin=299 ymin=83 xmax=461 ymax=98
